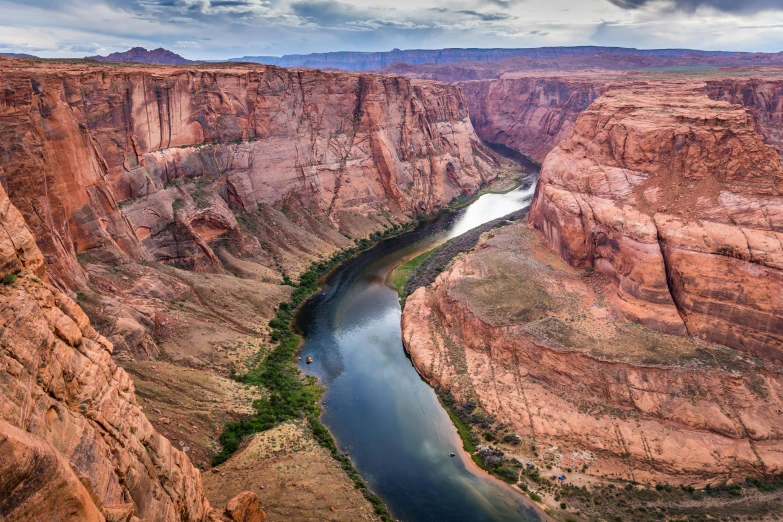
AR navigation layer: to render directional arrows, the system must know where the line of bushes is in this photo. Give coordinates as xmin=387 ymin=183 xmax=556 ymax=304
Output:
xmin=437 ymin=390 xmax=523 ymax=486
xmin=212 ymin=224 xmax=412 ymax=519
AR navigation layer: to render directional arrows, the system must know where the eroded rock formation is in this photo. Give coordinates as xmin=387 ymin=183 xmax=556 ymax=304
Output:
xmin=401 ymin=76 xmax=783 ymax=493
xmin=704 ymin=78 xmax=783 ymax=160
xmin=0 ymin=184 xmax=212 ymax=520
xmin=529 ymin=80 xmax=783 ymax=360
xmin=0 ymin=57 xmax=508 ymax=517
xmin=86 ymin=47 xmax=193 ymax=65
xmin=402 ymin=220 xmax=783 ymax=485
xmin=458 ymin=78 xmax=604 ymax=162
xmin=0 ymin=58 xmax=502 ymax=291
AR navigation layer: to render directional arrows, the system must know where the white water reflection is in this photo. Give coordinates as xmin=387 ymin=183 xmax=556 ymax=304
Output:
xmin=447 ymin=181 xmax=538 ymax=239
xmin=295 ymin=169 xmax=544 ymax=522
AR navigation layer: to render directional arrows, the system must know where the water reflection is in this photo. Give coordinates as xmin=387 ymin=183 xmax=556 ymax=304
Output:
xmin=448 ymin=178 xmax=538 ymax=239
xmin=296 ymin=166 xmax=544 ymax=521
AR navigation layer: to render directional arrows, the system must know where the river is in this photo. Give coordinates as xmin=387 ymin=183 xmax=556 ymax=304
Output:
xmin=296 ymin=161 xmax=543 ymax=521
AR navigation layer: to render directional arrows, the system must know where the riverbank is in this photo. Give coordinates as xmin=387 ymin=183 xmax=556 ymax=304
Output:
xmin=212 ymin=223 xmax=419 ymax=521
xmin=212 ymin=175 xmax=521 ymax=457
xmin=293 ymin=181 xmax=544 ymax=520
xmin=390 ymin=172 xmax=536 ymax=297
xmin=207 ymin=148 xmax=538 ymax=520
xmin=395 ymin=207 xmax=529 ymax=301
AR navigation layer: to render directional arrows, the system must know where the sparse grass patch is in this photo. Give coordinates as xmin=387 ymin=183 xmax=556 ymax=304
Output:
xmin=391 ymin=248 xmax=436 ymax=292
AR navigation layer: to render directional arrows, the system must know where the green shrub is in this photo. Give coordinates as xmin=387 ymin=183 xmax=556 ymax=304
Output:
xmin=211 ymin=228 xmax=409 ymax=522
xmin=1 ymin=273 xmax=17 ymax=285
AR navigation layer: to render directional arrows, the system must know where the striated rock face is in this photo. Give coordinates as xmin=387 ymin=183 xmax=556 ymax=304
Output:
xmin=402 ymin=220 xmax=783 ymax=485
xmin=0 ymin=183 xmax=211 ymax=520
xmin=704 ymin=78 xmax=783 ymax=159
xmin=529 ymin=80 xmax=783 ymax=360
xmin=0 ymin=59 xmax=501 ymax=290
xmin=458 ymin=78 xmax=604 ymax=163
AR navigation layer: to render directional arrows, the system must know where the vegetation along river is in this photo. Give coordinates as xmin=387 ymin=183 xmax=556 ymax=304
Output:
xmin=296 ymin=156 xmax=544 ymax=521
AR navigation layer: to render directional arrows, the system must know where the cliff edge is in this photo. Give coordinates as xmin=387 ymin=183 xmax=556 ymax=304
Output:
xmin=0 ymin=183 xmax=213 ymax=521
xmin=529 ymin=80 xmax=783 ymax=360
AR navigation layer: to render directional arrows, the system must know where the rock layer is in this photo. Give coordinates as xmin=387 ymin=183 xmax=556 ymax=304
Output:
xmin=458 ymin=78 xmax=604 ymax=162
xmin=529 ymin=80 xmax=783 ymax=361
xmin=0 ymin=58 xmax=502 ymax=290
xmin=402 ymin=220 xmax=783 ymax=485
xmin=704 ymin=78 xmax=783 ymax=160
xmin=0 ymin=183 xmax=210 ymax=520
xmin=234 ymin=46 xmax=783 ymax=71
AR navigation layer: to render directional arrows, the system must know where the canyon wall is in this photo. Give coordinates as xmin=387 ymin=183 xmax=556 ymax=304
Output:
xmin=704 ymin=78 xmax=783 ymax=159
xmin=402 ymin=221 xmax=783 ymax=485
xmin=458 ymin=78 xmax=604 ymax=163
xmin=529 ymin=80 xmax=783 ymax=360
xmin=0 ymin=184 xmax=211 ymax=521
xmin=0 ymin=59 xmax=501 ymax=291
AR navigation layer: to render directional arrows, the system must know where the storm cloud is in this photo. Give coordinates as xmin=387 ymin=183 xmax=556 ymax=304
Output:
xmin=2 ymin=0 xmax=783 ymax=60
xmin=609 ymin=0 xmax=783 ymax=13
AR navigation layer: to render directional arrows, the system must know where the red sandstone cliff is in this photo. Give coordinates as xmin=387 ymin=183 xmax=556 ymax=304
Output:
xmin=0 ymin=184 xmax=212 ymax=521
xmin=0 ymin=58 xmax=502 ymax=291
xmin=458 ymin=78 xmax=604 ymax=162
xmin=529 ymin=80 xmax=783 ymax=360
xmin=402 ymin=220 xmax=783 ymax=486
xmin=704 ymin=78 xmax=783 ymax=160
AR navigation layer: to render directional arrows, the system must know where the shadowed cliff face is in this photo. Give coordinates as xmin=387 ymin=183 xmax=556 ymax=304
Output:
xmin=0 ymin=184 xmax=211 ymax=521
xmin=458 ymin=78 xmax=604 ymax=163
xmin=0 ymin=59 xmax=502 ymax=291
xmin=529 ymin=80 xmax=783 ymax=361
xmin=704 ymin=79 xmax=783 ymax=160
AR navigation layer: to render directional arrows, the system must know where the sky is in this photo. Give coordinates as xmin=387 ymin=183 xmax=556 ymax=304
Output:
xmin=2 ymin=0 xmax=783 ymax=60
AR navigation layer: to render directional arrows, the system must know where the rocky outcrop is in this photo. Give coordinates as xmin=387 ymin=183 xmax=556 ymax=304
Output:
xmin=529 ymin=80 xmax=783 ymax=361
xmin=458 ymin=78 xmax=604 ymax=162
xmin=0 ymin=183 xmax=211 ymax=520
xmin=0 ymin=58 xmax=502 ymax=290
xmin=222 ymin=492 xmax=265 ymax=522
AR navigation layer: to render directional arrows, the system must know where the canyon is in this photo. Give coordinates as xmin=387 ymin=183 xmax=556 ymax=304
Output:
xmin=0 ymin=56 xmax=508 ymax=520
xmin=401 ymin=72 xmax=783 ymax=518
xmin=2 ymin=46 xmax=783 ymax=521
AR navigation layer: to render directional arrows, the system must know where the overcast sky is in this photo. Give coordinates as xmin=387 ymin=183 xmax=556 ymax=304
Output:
xmin=2 ymin=0 xmax=783 ymax=59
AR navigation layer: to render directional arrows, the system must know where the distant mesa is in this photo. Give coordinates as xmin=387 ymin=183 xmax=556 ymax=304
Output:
xmin=85 ymin=47 xmax=193 ymax=65
xmin=0 ymin=52 xmax=38 ymax=59
xmin=226 ymin=45 xmax=741 ymax=71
